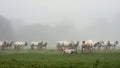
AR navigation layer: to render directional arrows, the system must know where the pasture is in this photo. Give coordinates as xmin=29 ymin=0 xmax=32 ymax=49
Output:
xmin=0 ymin=50 xmax=120 ymax=68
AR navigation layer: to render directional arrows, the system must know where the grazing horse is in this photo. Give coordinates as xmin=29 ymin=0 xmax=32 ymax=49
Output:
xmin=14 ymin=41 xmax=27 ymax=50
xmin=94 ymin=41 xmax=104 ymax=51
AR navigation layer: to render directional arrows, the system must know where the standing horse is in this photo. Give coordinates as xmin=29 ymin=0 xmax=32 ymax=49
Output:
xmin=14 ymin=41 xmax=27 ymax=50
xmin=81 ymin=40 xmax=95 ymax=53
xmin=40 ymin=41 xmax=48 ymax=49
xmin=0 ymin=41 xmax=7 ymax=50
xmin=31 ymin=41 xmax=43 ymax=50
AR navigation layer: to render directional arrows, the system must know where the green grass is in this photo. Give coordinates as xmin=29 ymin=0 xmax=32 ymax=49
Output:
xmin=0 ymin=50 xmax=120 ymax=68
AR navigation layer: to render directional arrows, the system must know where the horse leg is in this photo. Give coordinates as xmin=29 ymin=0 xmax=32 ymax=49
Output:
xmin=81 ymin=47 xmax=83 ymax=53
xmin=2 ymin=45 xmax=5 ymax=50
xmin=31 ymin=45 xmax=33 ymax=50
xmin=113 ymin=45 xmax=115 ymax=50
xmin=45 ymin=46 xmax=46 ymax=49
xmin=14 ymin=46 xmax=16 ymax=50
xmin=92 ymin=47 xmax=94 ymax=53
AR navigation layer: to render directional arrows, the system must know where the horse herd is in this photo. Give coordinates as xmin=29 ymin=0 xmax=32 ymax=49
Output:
xmin=0 ymin=41 xmax=48 ymax=50
xmin=57 ymin=40 xmax=119 ymax=54
xmin=0 ymin=40 xmax=119 ymax=54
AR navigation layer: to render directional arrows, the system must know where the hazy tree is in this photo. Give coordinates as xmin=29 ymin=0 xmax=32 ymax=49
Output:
xmin=0 ymin=15 xmax=15 ymax=40
xmin=53 ymin=20 xmax=77 ymax=40
xmin=16 ymin=20 xmax=77 ymax=41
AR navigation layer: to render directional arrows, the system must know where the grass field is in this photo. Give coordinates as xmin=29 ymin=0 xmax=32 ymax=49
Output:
xmin=0 ymin=49 xmax=120 ymax=68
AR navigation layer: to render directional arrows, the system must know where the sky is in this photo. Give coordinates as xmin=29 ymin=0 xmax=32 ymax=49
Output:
xmin=0 ymin=0 xmax=120 ymax=30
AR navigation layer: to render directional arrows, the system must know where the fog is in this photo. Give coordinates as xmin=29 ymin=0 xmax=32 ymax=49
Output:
xmin=0 ymin=0 xmax=120 ymax=48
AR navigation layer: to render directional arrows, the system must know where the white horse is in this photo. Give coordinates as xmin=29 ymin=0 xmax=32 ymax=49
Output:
xmin=0 ymin=41 xmax=6 ymax=50
xmin=107 ymin=40 xmax=119 ymax=50
xmin=99 ymin=40 xmax=108 ymax=50
xmin=57 ymin=40 xmax=79 ymax=53
xmin=62 ymin=48 xmax=77 ymax=54
xmin=5 ymin=41 xmax=14 ymax=50
xmin=70 ymin=41 xmax=79 ymax=52
xmin=93 ymin=41 xmax=104 ymax=51
xmin=31 ymin=41 xmax=43 ymax=50
xmin=14 ymin=41 xmax=27 ymax=50
xmin=56 ymin=40 xmax=72 ymax=51
xmin=56 ymin=41 xmax=64 ymax=51
xmin=81 ymin=40 xmax=95 ymax=53
xmin=40 ymin=41 xmax=48 ymax=49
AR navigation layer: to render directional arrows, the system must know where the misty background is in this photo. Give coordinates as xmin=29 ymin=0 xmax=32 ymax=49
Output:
xmin=0 ymin=0 xmax=120 ymax=48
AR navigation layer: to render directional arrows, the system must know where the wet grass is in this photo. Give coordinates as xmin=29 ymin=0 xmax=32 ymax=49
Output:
xmin=0 ymin=50 xmax=120 ymax=68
